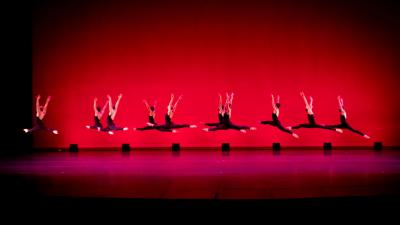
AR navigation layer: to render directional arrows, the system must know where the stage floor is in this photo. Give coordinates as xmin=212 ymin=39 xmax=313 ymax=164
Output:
xmin=1 ymin=148 xmax=399 ymax=201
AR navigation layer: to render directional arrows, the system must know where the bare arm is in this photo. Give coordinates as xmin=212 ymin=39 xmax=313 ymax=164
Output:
xmin=36 ymin=95 xmax=41 ymax=116
xmin=300 ymin=92 xmax=309 ymax=108
xmin=114 ymin=94 xmax=123 ymax=113
xmin=107 ymin=95 xmax=113 ymax=114
xmin=100 ymin=100 xmax=108 ymax=116
xmin=143 ymin=100 xmax=150 ymax=110
xmin=339 ymin=96 xmax=344 ymax=108
xmin=173 ymin=95 xmax=182 ymax=113
xmin=93 ymin=98 xmax=98 ymax=114
xmin=168 ymin=94 xmax=174 ymax=109
xmin=271 ymin=94 xmax=275 ymax=109
xmin=43 ymin=96 xmax=51 ymax=113
xmin=218 ymin=94 xmax=222 ymax=111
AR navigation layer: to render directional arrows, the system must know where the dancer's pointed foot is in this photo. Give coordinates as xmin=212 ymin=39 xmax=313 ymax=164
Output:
xmin=123 ymin=127 xmax=129 ymax=131
xmin=23 ymin=128 xmax=29 ymax=133
xmin=190 ymin=125 xmax=197 ymax=128
xmin=363 ymin=134 xmax=370 ymax=139
xmin=287 ymin=126 xmax=292 ymax=130
xmin=97 ymin=127 xmax=101 ymax=131
xmin=52 ymin=130 xmax=59 ymax=135
xmin=85 ymin=125 xmax=90 ymax=129
xmin=108 ymin=131 xmax=114 ymax=135
xmin=202 ymin=128 xmax=209 ymax=132
xmin=239 ymin=129 xmax=247 ymax=133
xmin=172 ymin=130 xmax=177 ymax=133
xmin=292 ymin=133 xmax=299 ymax=139
xmin=146 ymin=122 xmax=155 ymax=126
xmin=250 ymin=127 xmax=257 ymax=131
xmin=335 ymin=128 xmax=343 ymax=133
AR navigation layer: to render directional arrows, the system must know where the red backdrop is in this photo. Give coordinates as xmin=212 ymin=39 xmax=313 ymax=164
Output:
xmin=32 ymin=1 xmax=400 ymax=148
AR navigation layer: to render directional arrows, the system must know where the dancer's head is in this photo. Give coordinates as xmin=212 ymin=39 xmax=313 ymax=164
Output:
xmin=275 ymin=103 xmax=281 ymax=108
xmin=96 ymin=106 xmax=101 ymax=112
xmin=150 ymin=106 xmax=155 ymax=111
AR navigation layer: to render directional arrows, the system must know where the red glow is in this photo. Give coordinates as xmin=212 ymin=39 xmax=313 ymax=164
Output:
xmin=32 ymin=1 xmax=400 ymax=147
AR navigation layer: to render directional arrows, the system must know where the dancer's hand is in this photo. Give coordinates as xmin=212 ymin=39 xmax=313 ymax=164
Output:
xmin=36 ymin=95 xmax=41 ymax=99
xmin=94 ymin=97 xmax=98 ymax=102
xmin=118 ymin=94 xmax=123 ymax=98
xmin=47 ymin=96 xmax=52 ymax=101
xmin=107 ymin=95 xmax=111 ymax=99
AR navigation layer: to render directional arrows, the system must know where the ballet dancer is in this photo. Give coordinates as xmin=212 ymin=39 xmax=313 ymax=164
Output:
xmin=291 ymin=92 xmax=342 ymax=133
xmin=23 ymin=95 xmax=58 ymax=134
xmin=134 ymin=99 xmax=168 ymax=131
xmin=204 ymin=93 xmax=225 ymax=127
xmin=101 ymin=94 xmax=128 ymax=135
xmin=328 ymin=96 xmax=370 ymax=138
xmin=154 ymin=94 xmax=197 ymax=132
xmin=260 ymin=94 xmax=299 ymax=138
xmin=204 ymin=92 xmax=256 ymax=133
xmin=85 ymin=97 xmax=108 ymax=131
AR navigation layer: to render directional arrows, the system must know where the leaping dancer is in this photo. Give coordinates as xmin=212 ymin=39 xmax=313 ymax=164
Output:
xmin=260 ymin=94 xmax=299 ymax=138
xmin=290 ymin=92 xmax=342 ymax=133
xmin=101 ymin=94 xmax=128 ymax=135
xmin=134 ymin=99 xmax=171 ymax=131
xmin=203 ymin=92 xmax=256 ymax=133
xmin=204 ymin=93 xmax=224 ymax=127
xmin=154 ymin=94 xmax=197 ymax=132
xmin=86 ymin=97 xmax=108 ymax=131
xmin=23 ymin=95 xmax=58 ymax=134
xmin=328 ymin=96 xmax=370 ymax=139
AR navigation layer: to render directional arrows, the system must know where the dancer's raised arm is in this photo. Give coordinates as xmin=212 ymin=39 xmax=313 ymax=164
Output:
xmin=107 ymin=95 xmax=113 ymax=114
xmin=143 ymin=99 xmax=150 ymax=110
xmin=113 ymin=94 xmax=123 ymax=115
xmin=100 ymin=100 xmax=108 ymax=118
xmin=42 ymin=96 xmax=51 ymax=115
xmin=93 ymin=98 xmax=98 ymax=114
xmin=271 ymin=94 xmax=276 ymax=109
xmin=173 ymin=95 xmax=182 ymax=112
xmin=36 ymin=95 xmax=41 ymax=117
xmin=300 ymin=91 xmax=309 ymax=108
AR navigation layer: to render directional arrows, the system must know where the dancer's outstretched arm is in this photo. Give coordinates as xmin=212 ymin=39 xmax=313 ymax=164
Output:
xmin=100 ymin=100 xmax=108 ymax=118
xmin=93 ymin=98 xmax=98 ymax=114
xmin=337 ymin=96 xmax=346 ymax=116
xmin=173 ymin=95 xmax=182 ymax=113
xmin=114 ymin=94 xmax=123 ymax=115
xmin=143 ymin=100 xmax=150 ymax=111
xmin=271 ymin=94 xmax=276 ymax=109
xmin=218 ymin=94 xmax=223 ymax=113
xmin=168 ymin=94 xmax=174 ymax=110
xmin=338 ymin=96 xmax=344 ymax=109
xmin=43 ymin=96 xmax=51 ymax=116
xmin=300 ymin=92 xmax=309 ymax=108
xmin=36 ymin=95 xmax=41 ymax=117
xmin=107 ymin=95 xmax=113 ymax=115
xmin=300 ymin=92 xmax=313 ymax=113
